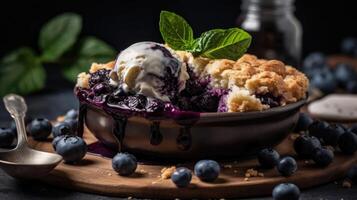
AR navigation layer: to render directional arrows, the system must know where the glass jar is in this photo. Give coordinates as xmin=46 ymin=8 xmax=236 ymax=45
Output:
xmin=236 ymin=0 xmax=302 ymax=67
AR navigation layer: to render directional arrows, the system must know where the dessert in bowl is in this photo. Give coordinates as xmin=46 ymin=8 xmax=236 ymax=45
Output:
xmin=74 ymin=11 xmax=308 ymax=159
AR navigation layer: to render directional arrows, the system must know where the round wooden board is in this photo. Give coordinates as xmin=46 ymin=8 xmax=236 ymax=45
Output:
xmin=29 ymin=128 xmax=357 ymax=199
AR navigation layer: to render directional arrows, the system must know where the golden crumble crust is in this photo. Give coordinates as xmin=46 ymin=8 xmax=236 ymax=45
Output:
xmin=76 ymin=48 xmax=308 ymax=113
xmin=76 ymin=72 xmax=90 ymax=89
xmin=183 ymin=53 xmax=309 ymax=111
xmin=245 ymin=71 xmax=287 ymax=97
xmin=227 ymin=87 xmax=267 ymax=112
xmin=89 ymin=61 xmax=115 ymax=73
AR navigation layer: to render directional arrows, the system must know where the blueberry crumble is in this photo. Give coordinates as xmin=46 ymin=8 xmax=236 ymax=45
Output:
xmin=75 ymin=11 xmax=308 ymax=118
xmin=75 ymin=42 xmax=308 ymax=117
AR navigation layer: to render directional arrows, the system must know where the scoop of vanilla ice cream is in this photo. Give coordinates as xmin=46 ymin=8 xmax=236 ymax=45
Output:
xmin=110 ymin=42 xmax=189 ymax=102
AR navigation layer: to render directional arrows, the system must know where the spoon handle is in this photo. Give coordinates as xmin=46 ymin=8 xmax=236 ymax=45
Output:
xmin=3 ymin=94 xmax=28 ymax=148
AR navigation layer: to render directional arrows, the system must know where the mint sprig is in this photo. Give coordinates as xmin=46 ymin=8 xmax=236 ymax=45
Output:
xmin=0 ymin=13 xmax=116 ymax=96
xmin=159 ymin=11 xmax=194 ymax=50
xmin=193 ymin=28 xmax=252 ymax=60
xmin=0 ymin=48 xmax=45 ymax=96
xmin=39 ymin=13 xmax=82 ymax=62
xmin=159 ymin=11 xmax=251 ymax=60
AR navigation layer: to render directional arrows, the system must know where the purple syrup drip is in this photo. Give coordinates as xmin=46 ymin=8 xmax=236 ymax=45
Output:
xmin=87 ymin=142 xmax=117 ymax=158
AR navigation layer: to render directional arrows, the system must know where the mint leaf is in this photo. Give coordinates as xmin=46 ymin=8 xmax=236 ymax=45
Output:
xmin=39 ymin=13 xmax=82 ymax=62
xmin=62 ymin=37 xmax=116 ymax=82
xmin=0 ymin=48 xmax=45 ymax=96
xmin=193 ymin=28 xmax=251 ymax=60
xmin=159 ymin=11 xmax=194 ymax=50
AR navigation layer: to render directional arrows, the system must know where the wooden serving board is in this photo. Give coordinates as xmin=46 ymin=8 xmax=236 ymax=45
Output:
xmin=29 ymin=128 xmax=357 ymax=199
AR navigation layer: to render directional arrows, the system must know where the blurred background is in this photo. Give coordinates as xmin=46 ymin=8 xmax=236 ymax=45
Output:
xmin=1 ymin=0 xmax=356 ymax=57
xmin=0 ymin=0 xmax=356 ymax=95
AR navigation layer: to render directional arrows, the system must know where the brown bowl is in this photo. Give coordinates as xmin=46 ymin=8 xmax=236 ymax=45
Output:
xmin=83 ymin=99 xmax=306 ymax=160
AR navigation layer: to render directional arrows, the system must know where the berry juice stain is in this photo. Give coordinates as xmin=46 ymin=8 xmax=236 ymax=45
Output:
xmin=149 ymin=121 xmax=163 ymax=145
xmin=177 ymin=126 xmax=192 ymax=151
xmin=112 ymin=115 xmax=128 ymax=151
xmin=77 ymin=103 xmax=87 ymax=138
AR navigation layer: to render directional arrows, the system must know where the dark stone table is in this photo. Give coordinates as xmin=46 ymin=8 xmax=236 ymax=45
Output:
xmin=0 ymin=90 xmax=356 ymax=200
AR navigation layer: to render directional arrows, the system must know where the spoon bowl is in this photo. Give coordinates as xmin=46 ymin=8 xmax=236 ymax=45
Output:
xmin=0 ymin=148 xmax=62 ymax=178
xmin=0 ymin=94 xmax=62 ymax=179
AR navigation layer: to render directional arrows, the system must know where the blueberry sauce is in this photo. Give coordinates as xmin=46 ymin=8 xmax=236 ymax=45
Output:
xmin=256 ymin=93 xmax=281 ymax=108
xmin=75 ymin=68 xmax=228 ymax=156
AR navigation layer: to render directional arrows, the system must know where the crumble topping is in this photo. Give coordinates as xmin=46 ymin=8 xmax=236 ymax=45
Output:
xmin=179 ymin=52 xmax=308 ymax=111
xmin=226 ymin=87 xmax=267 ymax=112
xmin=89 ymin=61 xmax=115 ymax=73
xmin=76 ymin=72 xmax=91 ymax=89
xmin=75 ymin=45 xmax=308 ymax=113
xmin=244 ymin=168 xmax=264 ymax=180
xmin=160 ymin=166 xmax=176 ymax=179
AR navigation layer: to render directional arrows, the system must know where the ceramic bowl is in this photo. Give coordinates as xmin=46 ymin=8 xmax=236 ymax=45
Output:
xmin=83 ymin=99 xmax=306 ymax=159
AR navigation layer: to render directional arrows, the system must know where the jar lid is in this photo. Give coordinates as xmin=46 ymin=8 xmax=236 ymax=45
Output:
xmin=242 ymin=0 xmax=294 ymax=10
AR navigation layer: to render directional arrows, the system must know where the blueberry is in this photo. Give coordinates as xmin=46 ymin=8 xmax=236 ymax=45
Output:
xmin=346 ymin=81 xmax=357 ymax=94
xmin=256 ymin=93 xmax=280 ymax=108
xmin=308 ymin=120 xmax=329 ymax=139
xmin=349 ymin=124 xmax=357 ymax=134
xmin=52 ymin=135 xmax=65 ymax=151
xmin=124 ymin=95 xmax=147 ymax=110
xmin=294 ymin=113 xmax=313 ymax=132
xmin=63 ymin=119 xmax=78 ymax=133
xmin=145 ymin=98 xmax=165 ymax=113
xmin=194 ymin=160 xmax=220 ymax=182
xmin=312 ymin=148 xmax=334 ymax=167
xmin=0 ymin=128 xmax=15 ymax=148
xmin=89 ymin=69 xmax=110 ymax=87
xmin=194 ymin=94 xmax=220 ymax=112
xmin=346 ymin=165 xmax=357 ymax=183
xmin=322 ymin=124 xmax=345 ymax=146
xmin=177 ymin=97 xmax=192 ymax=111
xmin=334 ymin=63 xmax=357 ymax=88
xmin=93 ymin=83 xmax=112 ymax=95
xmin=338 ymin=131 xmax=357 ymax=155
xmin=65 ymin=109 xmax=78 ymax=120
xmin=304 ymin=65 xmax=330 ymax=79
xmin=310 ymin=69 xmax=337 ymax=94
xmin=52 ymin=122 xmax=74 ymax=138
xmin=55 ymin=136 xmax=87 ymax=163
xmin=112 ymin=153 xmax=137 ymax=176
xmin=277 ymin=157 xmax=297 ymax=177
xmin=28 ymin=118 xmax=52 ymax=141
xmin=257 ymin=148 xmax=280 ymax=169
xmin=272 ymin=183 xmax=300 ymax=200
xmin=303 ymin=52 xmax=326 ymax=69
xmin=171 ymin=167 xmax=192 ymax=188
xmin=341 ymin=37 xmax=357 ymax=56
xmin=113 ymin=87 xmax=127 ymax=97
xmin=293 ymin=135 xmax=321 ymax=158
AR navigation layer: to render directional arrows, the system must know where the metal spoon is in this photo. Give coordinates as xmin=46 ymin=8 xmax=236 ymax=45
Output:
xmin=0 ymin=94 xmax=62 ymax=179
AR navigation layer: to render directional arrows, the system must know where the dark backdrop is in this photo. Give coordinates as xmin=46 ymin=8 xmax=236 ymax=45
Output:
xmin=0 ymin=0 xmax=356 ymax=58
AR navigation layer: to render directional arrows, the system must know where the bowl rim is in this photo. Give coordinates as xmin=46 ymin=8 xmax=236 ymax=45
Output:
xmin=85 ymin=98 xmax=306 ymax=124
xmin=188 ymin=98 xmax=306 ymax=123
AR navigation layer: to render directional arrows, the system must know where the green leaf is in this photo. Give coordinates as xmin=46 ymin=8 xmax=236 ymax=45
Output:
xmin=159 ymin=11 xmax=194 ymax=50
xmin=0 ymin=48 xmax=45 ymax=96
xmin=193 ymin=28 xmax=252 ymax=60
xmin=62 ymin=37 xmax=116 ymax=82
xmin=39 ymin=13 xmax=82 ymax=62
